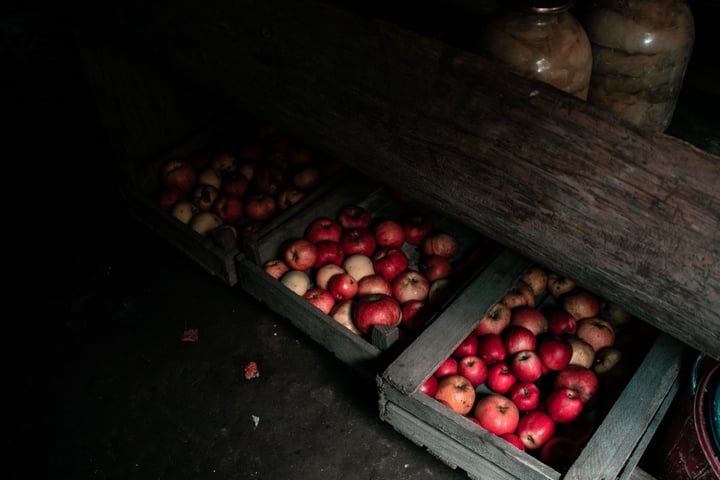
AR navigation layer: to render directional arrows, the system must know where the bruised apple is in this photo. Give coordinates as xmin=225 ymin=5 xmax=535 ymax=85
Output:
xmin=435 ymin=374 xmax=476 ymax=415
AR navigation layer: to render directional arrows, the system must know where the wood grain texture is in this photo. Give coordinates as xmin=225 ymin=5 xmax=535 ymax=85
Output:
xmin=73 ymin=0 xmax=720 ymax=358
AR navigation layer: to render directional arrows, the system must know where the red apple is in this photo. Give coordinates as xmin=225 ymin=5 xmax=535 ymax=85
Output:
xmin=538 ymin=336 xmax=573 ymax=371
xmin=475 ymin=303 xmax=512 ymax=336
xmin=419 ymin=254 xmax=452 ymax=283
xmin=353 ymin=293 xmax=402 ymax=334
xmin=276 ymin=188 xmax=306 ymax=210
xmin=221 ymin=171 xmax=250 ymax=197
xmin=476 ymin=333 xmax=507 ymax=365
xmin=540 ymin=436 xmax=582 ymax=473
xmin=291 ymin=165 xmax=321 ymax=191
xmin=472 ymin=394 xmax=520 ymax=435
xmin=547 ymin=273 xmax=576 ymax=298
xmin=326 ymin=272 xmax=359 ymax=301
xmin=502 ymin=280 xmax=536 ymax=309
xmin=313 ymin=240 xmax=345 ymax=268
xmin=159 ymin=186 xmax=187 ymax=210
xmin=503 ymin=326 xmax=537 ymax=355
xmin=421 ymin=231 xmax=459 ymax=258
xmin=372 ymin=247 xmax=409 ymax=283
xmin=545 ymin=306 xmax=578 ymax=337
xmin=401 ymin=213 xmax=433 ymax=246
xmin=342 ymin=254 xmax=375 ymax=282
xmin=507 ymin=381 xmax=541 ymax=412
xmin=434 ymin=357 xmax=459 ymax=378
xmin=210 ymin=151 xmax=237 ymax=176
xmin=357 ymin=273 xmax=393 ymax=296
xmin=453 ymin=333 xmax=479 ymax=358
xmin=401 ymin=299 xmax=431 ymax=332
xmin=339 ymin=227 xmax=377 ymax=256
xmin=418 ymin=375 xmax=439 ymax=397
xmin=521 ymin=266 xmax=548 ymax=297
xmin=553 ymin=365 xmax=599 ymax=404
xmin=458 ymin=355 xmax=488 ymax=387
xmin=283 ymin=238 xmax=318 ymax=271
xmin=428 ymin=278 xmax=451 ymax=305
xmin=160 ymin=158 xmax=197 ymax=192
xmin=191 ymin=184 xmax=220 ymax=211
xmin=212 ymin=194 xmax=244 ymax=225
xmin=263 ymin=258 xmax=290 ymax=280
xmin=336 ymin=204 xmax=372 ymax=229
xmin=315 ymin=263 xmax=345 ymax=290
xmin=576 ymin=317 xmax=615 ymax=352
xmin=373 ymin=219 xmax=405 ymax=248
xmin=499 ymin=433 xmax=526 ymax=451
xmin=244 ymin=192 xmax=277 ymax=222
xmin=305 ymin=217 xmax=343 ymax=243
xmin=303 ymin=287 xmax=336 ymax=314
xmin=516 ymin=410 xmax=555 ymax=450
xmin=486 ymin=361 xmax=516 ymax=394
xmin=510 ymin=306 xmax=548 ymax=336
xmin=510 ymin=350 xmax=543 ymax=382
xmin=545 ymin=388 xmax=584 ymax=424
xmin=252 ymin=162 xmax=285 ymax=196
xmin=435 ymin=375 xmax=476 ymax=415
xmin=391 ymin=270 xmax=430 ymax=304
xmin=562 ymin=289 xmax=601 ymax=320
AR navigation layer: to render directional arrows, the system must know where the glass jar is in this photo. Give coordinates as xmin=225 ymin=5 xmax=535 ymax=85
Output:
xmin=581 ymin=0 xmax=695 ymax=132
xmin=478 ymin=0 xmax=593 ymax=100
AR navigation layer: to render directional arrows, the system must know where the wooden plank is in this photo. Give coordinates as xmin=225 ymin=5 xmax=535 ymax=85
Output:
xmin=73 ymin=0 xmax=720 ymax=359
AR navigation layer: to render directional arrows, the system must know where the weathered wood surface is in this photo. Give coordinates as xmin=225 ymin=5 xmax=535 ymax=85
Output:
xmin=73 ymin=0 xmax=720 ymax=359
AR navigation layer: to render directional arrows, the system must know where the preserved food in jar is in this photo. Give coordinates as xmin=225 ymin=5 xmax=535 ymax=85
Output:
xmin=479 ymin=0 xmax=593 ymax=100
xmin=582 ymin=0 xmax=695 ymax=132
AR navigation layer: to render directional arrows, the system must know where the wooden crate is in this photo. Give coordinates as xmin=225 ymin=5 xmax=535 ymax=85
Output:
xmin=237 ymin=177 xmax=503 ymax=378
xmin=378 ymin=249 xmax=686 ymax=480
xmin=120 ymin=115 xmax=346 ymax=286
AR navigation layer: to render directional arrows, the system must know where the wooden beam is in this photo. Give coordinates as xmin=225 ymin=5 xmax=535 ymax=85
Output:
xmin=73 ymin=0 xmax=720 ymax=359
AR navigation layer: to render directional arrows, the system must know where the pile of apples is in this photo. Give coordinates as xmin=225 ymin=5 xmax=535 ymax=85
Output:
xmin=421 ymin=266 xmax=647 ymax=473
xmin=156 ymin=123 xmax=342 ymax=244
xmin=262 ymin=203 xmax=463 ymax=340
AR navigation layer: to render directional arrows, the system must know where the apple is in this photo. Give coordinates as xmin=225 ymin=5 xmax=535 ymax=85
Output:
xmin=191 ymin=184 xmax=220 ymax=211
xmin=313 ymin=240 xmax=345 ymax=268
xmin=475 ymin=303 xmax=512 ymax=336
xmin=357 ymin=273 xmax=393 ymax=296
xmin=499 ymin=433 xmax=526 ymax=451
xmin=553 ymin=365 xmax=599 ymax=404
xmin=486 ymin=361 xmax=516 ymax=394
xmin=339 ymin=227 xmax=377 ymax=256
xmin=419 ymin=254 xmax=452 ymax=283
xmin=160 ymin=158 xmax=197 ymax=192
xmin=329 ymin=299 xmax=362 ymax=335
xmin=252 ymin=162 xmax=285 ymax=196
xmin=458 ymin=355 xmax=487 ymax=387
xmin=503 ymin=326 xmax=536 ymax=355
xmin=303 ymin=287 xmax=336 ymax=314
xmin=289 ymin=144 xmax=315 ymax=166
xmin=212 ymin=194 xmax=244 ymax=225
xmin=372 ymin=247 xmax=409 ymax=283
xmin=421 ymin=231 xmax=459 ymax=258
xmin=210 ymin=151 xmax=237 ymax=176
xmin=600 ymin=301 xmax=632 ymax=328
xmin=263 ymin=258 xmax=290 ymax=279
xmin=562 ymin=289 xmax=601 ymax=320
xmin=453 ymin=333 xmax=479 ymax=358
xmin=237 ymin=162 xmax=255 ymax=182
xmin=434 ymin=357 xmax=459 ymax=378
xmin=244 ymin=192 xmax=277 ymax=222
xmin=567 ymin=337 xmax=596 ymax=369
xmin=428 ymin=278 xmax=451 ymax=305
xmin=291 ymin=165 xmax=321 ymax=191
xmin=353 ymin=293 xmax=402 ymax=334
xmin=315 ymin=263 xmax=345 ymax=290
xmin=510 ymin=306 xmax=548 ymax=336
xmin=501 ymin=280 xmax=535 ymax=309
xmin=516 ymin=410 xmax=555 ymax=450
xmin=418 ymin=374 xmax=439 ymax=397
xmin=540 ymin=436 xmax=582 ymax=473
xmin=547 ymin=273 xmax=576 ymax=298
xmin=304 ymin=216 xmax=342 ymax=243
xmin=521 ymin=266 xmax=548 ymax=297
xmin=170 ymin=200 xmax=199 ymax=224
xmin=159 ymin=186 xmax=187 ymax=210
xmin=401 ymin=213 xmax=434 ymax=246
xmin=373 ymin=219 xmax=405 ymax=248
xmin=545 ymin=306 xmax=578 ymax=337
xmin=401 ymin=299 xmax=431 ymax=332
xmin=538 ymin=336 xmax=573 ymax=371
xmin=197 ymin=168 xmax=222 ymax=189
xmin=326 ymin=272 xmax=359 ymax=301
xmin=435 ymin=375 xmax=476 ymax=415
xmin=576 ymin=317 xmax=615 ymax=351
xmin=189 ymin=211 xmax=223 ymax=236
xmin=545 ymin=387 xmax=584 ymax=424
xmin=276 ymin=188 xmax=306 ymax=210
xmin=342 ymin=254 xmax=375 ymax=282
xmin=336 ymin=204 xmax=372 ymax=229
xmin=280 ymin=269 xmax=311 ymax=296
xmin=592 ymin=346 xmax=623 ymax=375
xmin=221 ymin=171 xmax=250 ymax=197
xmin=472 ymin=394 xmax=520 ymax=435
xmin=510 ymin=350 xmax=543 ymax=382
xmin=507 ymin=381 xmax=541 ymax=412
xmin=476 ymin=333 xmax=507 ymax=364
xmin=391 ymin=270 xmax=430 ymax=304
xmin=283 ymin=238 xmax=318 ymax=271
